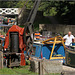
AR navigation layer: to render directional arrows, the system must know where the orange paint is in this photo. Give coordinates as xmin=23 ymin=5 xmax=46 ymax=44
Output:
xmin=4 ymin=25 xmax=26 ymax=66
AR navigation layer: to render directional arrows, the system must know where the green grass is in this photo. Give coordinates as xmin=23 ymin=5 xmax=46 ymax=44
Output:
xmin=0 ymin=60 xmax=61 ymax=75
xmin=13 ymin=66 xmax=38 ymax=75
xmin=0 ymin=66 xmax=38 ymax=75
xmin=0 ymin=60 xmax=37 ymax=75
xmin=0 ymin=68 xmax=18 ymax=74
xmin=0 ymin=66 xmax=61 ymax=75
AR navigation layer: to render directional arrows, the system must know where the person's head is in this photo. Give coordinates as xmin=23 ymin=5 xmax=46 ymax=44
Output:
xmin=68 ymin=31 xmax=71 ymax=36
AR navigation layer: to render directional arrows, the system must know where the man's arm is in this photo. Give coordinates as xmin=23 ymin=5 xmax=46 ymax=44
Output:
xmin=63 ymin=35 xmax=67 ymax=40
xmin=74 ymin=38 xmax=75 ymax=42
xmin=72 ymin=35 xmax=75 ymax=42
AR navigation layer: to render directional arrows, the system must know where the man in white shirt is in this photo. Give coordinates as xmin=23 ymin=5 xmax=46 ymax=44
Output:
xmin=63 ymin=31 xmax=74 ymax=46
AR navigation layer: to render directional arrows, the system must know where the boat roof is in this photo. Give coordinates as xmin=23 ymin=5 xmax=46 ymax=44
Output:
xmin=0 ymin=24 xmax=12 ymax=27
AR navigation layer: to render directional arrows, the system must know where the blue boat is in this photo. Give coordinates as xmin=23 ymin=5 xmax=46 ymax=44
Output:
xmin=33 ymin=43 xmax=65 ymax=59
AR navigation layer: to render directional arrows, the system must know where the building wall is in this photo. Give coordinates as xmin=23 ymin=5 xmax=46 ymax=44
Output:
xmin=39 ymin=24 xmax=75 ymax=36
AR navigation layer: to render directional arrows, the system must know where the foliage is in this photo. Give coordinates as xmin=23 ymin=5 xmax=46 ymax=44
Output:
xmin=34 ymin=16 xmax=51 ymax=30
xmin=0 ymin=1 xmax=75 ymax=24
xmin=19 ymin=16 xmax=51 ymax=30
xmin=0 ymin=1 xmax=75 ymax=16
xmin=39 ymin=1 xmax=57 ymax=16
xmin=0 ymin=1 xmax=18 ymax=8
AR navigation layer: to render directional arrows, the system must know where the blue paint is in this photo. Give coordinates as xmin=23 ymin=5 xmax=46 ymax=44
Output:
xmin=33 ymin=43 xmax=65 ymax=59
xmin=0 ymin=38 xmax=5 ymax=46
xmin=72 ymin=43 xmax=75 ymax=46
xmin=33 ymin=44 xmax=41 ymax=58
xmin=24 ymin=51 xmax=27 ymax=54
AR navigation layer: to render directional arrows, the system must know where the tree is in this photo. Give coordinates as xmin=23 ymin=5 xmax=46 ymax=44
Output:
xmin=0 ymin=1 xmax=75 ymax=24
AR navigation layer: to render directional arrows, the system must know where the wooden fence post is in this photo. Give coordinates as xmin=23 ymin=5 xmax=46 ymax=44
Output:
xmin=39 ymin=60 xmax=43 ymax=75
xmin=0 ymin=51 xmax=3 ymax=69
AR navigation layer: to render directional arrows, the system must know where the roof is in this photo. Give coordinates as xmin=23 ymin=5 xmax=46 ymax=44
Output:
xmin=0 ymin=24 xmax=12 ymax=27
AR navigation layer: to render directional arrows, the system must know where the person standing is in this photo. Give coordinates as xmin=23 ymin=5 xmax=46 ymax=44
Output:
xmin=63 ymin=31 xmax=74 ymax=46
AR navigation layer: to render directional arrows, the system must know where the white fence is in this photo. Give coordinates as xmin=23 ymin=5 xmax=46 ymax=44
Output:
xmin=0 ymin=8 xmax=19 ymax=15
